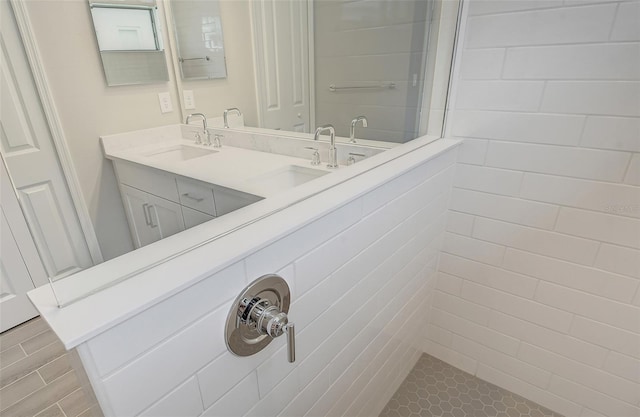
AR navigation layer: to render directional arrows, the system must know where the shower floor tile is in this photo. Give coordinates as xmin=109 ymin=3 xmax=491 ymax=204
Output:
xmin=380 ymin=354 xmax=563 ymax=417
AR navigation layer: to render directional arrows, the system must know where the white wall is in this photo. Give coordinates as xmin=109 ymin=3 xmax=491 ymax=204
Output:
xmin=23 ymin=0 xmax=258 ymax=260
xmin=428 ymin=1 xmax=640 ymax=416
xmin=25 ymin=0 xmax=180 ymax=260
xmin=73 ymin=144 xmax=457 ymax=417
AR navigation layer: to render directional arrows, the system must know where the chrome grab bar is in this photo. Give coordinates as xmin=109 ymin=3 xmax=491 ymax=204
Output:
xmin=179 ymin=56 xmax=210 ymax=63
xmin=328 ymin=82 xmax=396 ymax=92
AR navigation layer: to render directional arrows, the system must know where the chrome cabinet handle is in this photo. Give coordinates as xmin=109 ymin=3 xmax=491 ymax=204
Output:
xmin=142 ymin=203 xmax=151 ymax=226
xmin=145 ymin=204 xmax=158 ymax=228
xmin=182 ymin=193 xmax=205 ymax=203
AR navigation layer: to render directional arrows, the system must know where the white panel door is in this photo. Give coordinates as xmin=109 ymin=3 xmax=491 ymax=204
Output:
xmin=0 ymin=159 xmax=48 ymax=332
xmin=252 ymin=0 xmax=310 ymax=132
xmin=0 ymin=0 xmax=93 ymax=281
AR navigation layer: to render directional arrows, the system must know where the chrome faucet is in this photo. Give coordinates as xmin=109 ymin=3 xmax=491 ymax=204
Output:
xmin=186 ymin=113 xmax=211 ymax=145
xmin=223 ymin=107 xmax=242 ymax=128
xmin=349 ymin=116 xmax=368 ymax=143
xmin=314 ymin=124 xmax=338 ymax=168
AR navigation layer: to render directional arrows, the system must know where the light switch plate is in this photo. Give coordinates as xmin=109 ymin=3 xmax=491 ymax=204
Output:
xmin=158 ymin=92 xmax=173 ymax=113
xmin=183 ymin=90 xmax=196 ymax=109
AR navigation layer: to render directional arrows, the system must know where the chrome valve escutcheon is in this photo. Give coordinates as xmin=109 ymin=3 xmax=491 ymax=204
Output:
xmin=225 ymin=274 xmax=295 ymax=363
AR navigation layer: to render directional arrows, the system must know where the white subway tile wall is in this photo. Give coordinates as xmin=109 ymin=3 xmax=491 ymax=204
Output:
xmin=430 ymin=0 xmax=640 ymax=416
xmin=77 ymin=149 xmax=456 ymax=417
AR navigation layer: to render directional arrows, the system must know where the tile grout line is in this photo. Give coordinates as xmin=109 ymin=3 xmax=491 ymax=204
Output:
xmin=27 ymin=369 xmax=78 ymax=417
xmin=0 ymin=371 xmax=43 ymax=413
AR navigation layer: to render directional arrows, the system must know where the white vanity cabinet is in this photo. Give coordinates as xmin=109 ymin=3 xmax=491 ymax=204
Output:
xmin=120 ymin=185 xmax=185 ymax=248
xmin=113 ymin=160 xmax=262 ymax=248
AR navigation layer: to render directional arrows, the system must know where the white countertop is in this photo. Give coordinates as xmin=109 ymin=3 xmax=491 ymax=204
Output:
xmin=105 ymin=139 xmax=336 ymax=198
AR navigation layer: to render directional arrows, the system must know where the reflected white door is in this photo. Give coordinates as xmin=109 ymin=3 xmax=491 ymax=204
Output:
xmin=0 ymin=0 xmax=93 ymax=282
xmin=252 ymin=0 xmax=311 ymax=132
xmin=0 ymin=159 xmax=48 ymax=332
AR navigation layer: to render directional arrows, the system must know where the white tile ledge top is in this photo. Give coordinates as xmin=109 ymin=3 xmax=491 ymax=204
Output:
xmin=102 ymin=132 xmax=336 ymax=198
xmin=28 ymin=136 xmax=459 ymax=350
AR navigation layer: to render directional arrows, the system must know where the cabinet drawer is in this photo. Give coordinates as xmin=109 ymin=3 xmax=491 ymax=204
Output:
xmin=183 ymin=206 xmax=215 ymax=229
xmin=176 ymin=177 xmax=216 ymax=216
xmin=213 ymin=186 xmax=263 ymax=216
xmin=115 ymin=161 xmax=179 ymax=203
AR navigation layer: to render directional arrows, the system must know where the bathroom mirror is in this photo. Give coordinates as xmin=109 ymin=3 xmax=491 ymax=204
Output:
xmin=4 ymin=0 xmax=460 ymax=308
xmin=173 ymin=0 xmax=452 ymax=143
xmin=168 ymin=0 xmax=228 ymax=80
xmin=88 ymin=0 xmax=170 ymax=86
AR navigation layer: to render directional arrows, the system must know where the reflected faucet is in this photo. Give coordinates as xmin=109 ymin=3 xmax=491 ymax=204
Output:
xmin=314 ymin=124 xmax=338 ymax=169
xmin=349 ymin=116 xmax=368 ymax=143
xmin=223 ymin=108 xmax=242 ymax=128
xmin=185 ymin=113 xmax=211 ymax=145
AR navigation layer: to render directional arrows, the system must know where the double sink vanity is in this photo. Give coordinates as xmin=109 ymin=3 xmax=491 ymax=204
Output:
xmin=101 ymin=122 xmax=389 ymax=248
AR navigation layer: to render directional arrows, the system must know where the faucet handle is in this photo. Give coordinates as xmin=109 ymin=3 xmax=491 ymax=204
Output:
xmin=194 ymin=132 xmax=202 ymax=145
xmin=347 ymin=152 xmax=366 ymax=166
xmin=304 ymin=147 xmax=321 ymax=166
xmin=213 ymin=134 xmax=223 ymax=148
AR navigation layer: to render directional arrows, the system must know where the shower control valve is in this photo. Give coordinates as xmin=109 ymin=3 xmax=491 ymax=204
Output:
xmin=225 ymin=274 xmax=295 ymax=363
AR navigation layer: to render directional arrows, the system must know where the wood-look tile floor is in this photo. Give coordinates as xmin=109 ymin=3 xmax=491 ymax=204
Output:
xmin=0 ymin=317 xmax=100 ymax=417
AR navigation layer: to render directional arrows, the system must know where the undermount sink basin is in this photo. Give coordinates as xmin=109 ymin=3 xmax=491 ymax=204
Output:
xmin=144 ymin=145 xmax=218 ymax=162
xmin=251 ymin=165 xmax=329 ymax=192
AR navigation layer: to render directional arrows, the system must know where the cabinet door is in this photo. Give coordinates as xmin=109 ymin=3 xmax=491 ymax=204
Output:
xmin=146 ymin=193 xmax=185 ymax=239
xmin=213 ymin=186 xmax=263 ymax=216
xmin=114 ymin=161 xmax=180 ymax=202
xmin=176 ymin=177 xmax=216 ymax=216
xmin=120 ymin=185 xmax=161 ymax=248
xmin=182 ymin=206 xmax=215 ymax=229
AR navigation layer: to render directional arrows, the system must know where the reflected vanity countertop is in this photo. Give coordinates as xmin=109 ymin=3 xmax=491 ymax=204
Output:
xmin=103 ymin=138 xmax=337 ymax=198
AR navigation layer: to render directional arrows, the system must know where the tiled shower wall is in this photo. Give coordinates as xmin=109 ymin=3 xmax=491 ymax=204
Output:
xmin=77 ymin=145 xmax=457 ymax=417
xmin=313 ymin=0 xmax=429 ymax=142
xmin=428 ymin=1 xmax=640 ymax=416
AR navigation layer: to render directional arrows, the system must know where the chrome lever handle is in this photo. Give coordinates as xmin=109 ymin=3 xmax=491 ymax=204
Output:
xmin=304 ymin=147 xmax=321 ymax=166
xmin=213 ymin=134 xmax=222 ymax=148
xmin=285 ymin=323 xmax=295 ymax=363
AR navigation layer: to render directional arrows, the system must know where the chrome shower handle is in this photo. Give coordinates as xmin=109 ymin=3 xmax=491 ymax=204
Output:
xmin=285 ymin=322 xmax=295 ymax=363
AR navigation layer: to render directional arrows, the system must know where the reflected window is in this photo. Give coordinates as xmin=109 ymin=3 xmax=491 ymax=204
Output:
xmin=88 ymin=0 xmax=170 ymax=86
xmin=90 ymin=7 xmax=159 ymax=51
